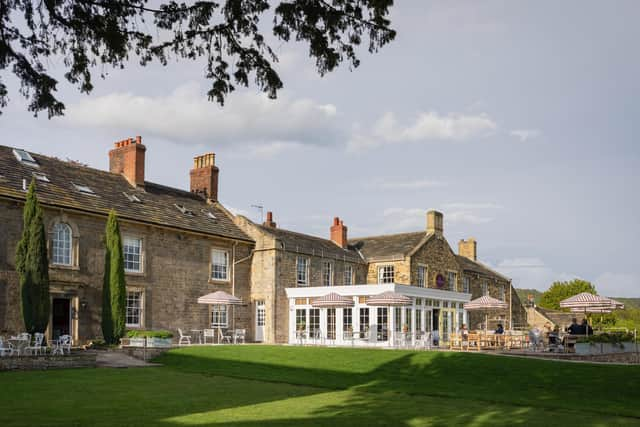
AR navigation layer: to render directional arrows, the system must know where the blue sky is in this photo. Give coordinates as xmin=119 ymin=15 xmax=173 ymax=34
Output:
xmin=2 ymin=1 xmax=639 ymax=296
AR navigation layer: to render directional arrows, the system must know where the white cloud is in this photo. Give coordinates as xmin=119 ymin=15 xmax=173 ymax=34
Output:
xmin=446 ymin=211 xmax=494 ymax=225
xmin=593 ymin=272 xmax=639 ymax=298
xmin=442 ymin=202 xmax=503 ymax=210
xmin=63 ymin=82 xmax=342 ymax=148
xmin=510 ymin=129 xmax=541 ymax=142
xmin=348 ymin=111 xmax=497 ymax=151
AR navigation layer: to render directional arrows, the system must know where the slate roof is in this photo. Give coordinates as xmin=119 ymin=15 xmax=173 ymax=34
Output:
xmin=257 ymin=225 xmax=365 ymax=263
xmin=0 ymin=145 xmax=252 ymax=242
xmin=348 ymin=231 xmax=428 ymax=261
xmin=456 ymin=255 xmax=510 ymax=282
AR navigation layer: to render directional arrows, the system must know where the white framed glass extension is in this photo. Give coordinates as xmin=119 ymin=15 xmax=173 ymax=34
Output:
xmin=285 ymin=283 xmax=471 ymax=347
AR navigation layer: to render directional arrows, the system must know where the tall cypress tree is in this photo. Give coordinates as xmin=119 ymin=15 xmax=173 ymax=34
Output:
xmin=101 ymin=210 xmax=127 ymax=344
xmin=15 ymin=179 xmax=50 ymax=334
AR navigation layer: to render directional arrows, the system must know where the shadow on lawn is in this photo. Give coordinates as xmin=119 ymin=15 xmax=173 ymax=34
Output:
xmin=154 ymin=347 xmax=640 ymax=426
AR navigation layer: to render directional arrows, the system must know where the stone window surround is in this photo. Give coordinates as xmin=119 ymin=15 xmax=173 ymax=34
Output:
xmin=123 ymin=234 xmax=145 ymax=275
xmin=210 ymin=305 xmax=228 ymax=327
xmin=125 ymin=287 xmax=145 ymax=329
xmin=343 ymin=264 xmax=354 ymax=286
xmin=47 ymin=215 xmax=80 ymax=270
xmin=209 ymin=247 xmax=230 ymax=283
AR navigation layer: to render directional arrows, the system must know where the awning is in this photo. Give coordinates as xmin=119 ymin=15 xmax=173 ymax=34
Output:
xmin=464 ymin=295 xmax=508 ymax=311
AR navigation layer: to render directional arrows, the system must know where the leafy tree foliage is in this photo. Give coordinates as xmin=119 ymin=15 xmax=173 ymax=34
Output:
xmin=0 ymin=0 xmax=396 ymax=117
xmin=101 ymin=209 xmax=127 ymax=344
xmin=539 ymin=279 xmax=597 ymax=311
xmin=15 ymin=179 xmax=50 ymax=334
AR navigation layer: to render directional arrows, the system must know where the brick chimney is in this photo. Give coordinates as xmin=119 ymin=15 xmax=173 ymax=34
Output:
xmin=426 ymin=210 xmax=443 ymax=236
xmin=263 ymin=211 xmax=277 ymax=228
xmin=330 ymin=217 xmax=348 ymax=248
xmin=109 ymin=136 xmax=146 ymax=187
xmin=190 ymin=153 xmax=219 ymax=201
xmin=459 ymin=238 xmax=477 ymax=261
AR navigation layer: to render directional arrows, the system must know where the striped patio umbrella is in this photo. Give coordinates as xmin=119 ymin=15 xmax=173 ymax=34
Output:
xmin=464 ymin=296 xmax=508 ymax=334
xmin=311 ymin=292 xmax=354 ymax=308
xmin=366 ymin=292 xmax=412 ymax=347
xmin=560 ymin=293 xmax=624 ymax=336
xmin=197 ymin=291 xmax=243 ymax=343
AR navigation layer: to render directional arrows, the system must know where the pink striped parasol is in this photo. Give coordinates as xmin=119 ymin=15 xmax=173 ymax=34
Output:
xmin=311 ymin=292 xmax=355 ymax=308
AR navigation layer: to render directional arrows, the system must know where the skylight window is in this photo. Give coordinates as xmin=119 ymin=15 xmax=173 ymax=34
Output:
xmin=201 ymin=210 xmax=217 ymax=220
xmin=123 ymin=192 xmax=142 ymax=203
xmin=174 ymin=204 xmax=194 ymax=216
xmin=32 ymin=172 xmax=50 ymax=182
xmin=13 ymin=148 xmax=38 ymax=167
xmin=73 ymin=183 xmax=95 ymax=195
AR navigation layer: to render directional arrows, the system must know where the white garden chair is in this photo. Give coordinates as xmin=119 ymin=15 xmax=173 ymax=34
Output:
xmin=59 ymin=335 xmax=72 ymax=354
xmin=233 ymin=329 xmax=246 ymax=344
xmin=0 ymin=337 xmax=14 ymax=357
xmin=178 ymin=328 xmax=191 ymax=346
xmin=203 ymin=329 xmax=216 ymax=344
xmin=26 ymin=332 xmax=45 ymax=355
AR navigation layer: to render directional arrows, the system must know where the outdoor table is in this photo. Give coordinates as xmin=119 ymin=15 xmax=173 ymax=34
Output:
xmin=190 ymin=330 xmax=203 ymax=344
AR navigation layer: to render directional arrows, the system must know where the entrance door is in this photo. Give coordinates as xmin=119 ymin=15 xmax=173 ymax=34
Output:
xmin=439 ymin=309 xmax=456 ymax=344
xmin=52 ymin=298 xmax=71 ymax=339
xmin=255 ymin=300 xmax=265 ymax=342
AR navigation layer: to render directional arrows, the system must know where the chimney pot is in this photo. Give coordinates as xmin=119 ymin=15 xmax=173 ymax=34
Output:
xmin=330 ymin=217 xmax=348 ymax=248
xmin=109 ymin=136 xmax=146 ymax=187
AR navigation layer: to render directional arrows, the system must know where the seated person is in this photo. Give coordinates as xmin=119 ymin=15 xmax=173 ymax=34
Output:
xmin=459 ymin=324 xmax=469 ymax=339
xmin=567 ymin=318 xmax=581 ymax=335
xmin=548 ymin=326 xmax=560 ymax=345
xmin=495 ymin=323 xmax=504 ymax=335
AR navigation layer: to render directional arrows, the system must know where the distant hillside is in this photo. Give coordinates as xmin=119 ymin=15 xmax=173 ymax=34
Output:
xmin=515 ymin=288 xmax=543 ymax=305
xmin=614 ymin=298 xmax=640 ymax=310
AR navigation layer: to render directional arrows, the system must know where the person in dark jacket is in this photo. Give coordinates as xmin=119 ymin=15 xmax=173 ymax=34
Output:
xmin=495 ymin=323 xmax=504 ymax=334
xmin=567 ymin=318 xmax=581 ymax=335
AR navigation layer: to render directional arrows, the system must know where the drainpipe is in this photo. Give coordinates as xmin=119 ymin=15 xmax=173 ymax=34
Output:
xmin=509 ymin=280 xmax=513 ymax=330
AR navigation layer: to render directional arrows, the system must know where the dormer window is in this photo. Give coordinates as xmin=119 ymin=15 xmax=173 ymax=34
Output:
xmin=123 ymin=192 xmax=142 ymax=203
xmin=32 ymin=172 xmax=49 ymax=182
xmin=13 ymin=148 xmax=38 ymax=167
xmin=73 ymin=183 xmax=95 ymax=195
xmin=174 ymin=204 xmax=194 ymax=216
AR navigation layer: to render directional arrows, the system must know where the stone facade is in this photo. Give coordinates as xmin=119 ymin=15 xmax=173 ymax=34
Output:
xmin=0 ymin=197 xmax=253 ymax=344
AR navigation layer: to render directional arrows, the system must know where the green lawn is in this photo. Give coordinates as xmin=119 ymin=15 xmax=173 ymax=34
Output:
xmin=1 ymin=346 xmax=639 ymax=426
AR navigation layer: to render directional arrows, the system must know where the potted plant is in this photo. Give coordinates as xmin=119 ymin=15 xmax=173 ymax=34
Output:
xmin=575 ymin=332 xmax=635 ymax=354
xmin=126 ymin=330 xmax=174 ymax=347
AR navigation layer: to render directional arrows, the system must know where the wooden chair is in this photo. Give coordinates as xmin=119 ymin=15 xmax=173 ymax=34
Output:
xmin=467 ymin=333 xmax=480 ymax=351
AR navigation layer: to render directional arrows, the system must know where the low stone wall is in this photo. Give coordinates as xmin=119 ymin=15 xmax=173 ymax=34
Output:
xmin=502 ymin=350 xmax=640 ymax=364
xmin=0 ymin=352 xmax=97 ymax=371
xmin=120 ymin=346 xmax=173 ymax=361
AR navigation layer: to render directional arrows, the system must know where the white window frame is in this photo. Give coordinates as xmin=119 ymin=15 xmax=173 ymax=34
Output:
xmin=447 ymin=271 xmax=457 ymax=292
xmin=482 ymin=281 xmax=489 ymax=296
xmin=210 ymin=248 xmax=229 ymax=281
xmin=123 ymin=236 xmax=143 ymax=273
xmin=417 ymin=265 xmax=427 ymax=287
xmin=499 ymin=284 xmax=506 ymax=301
xmin=211 ymin=305 xmax=228 ymax=327
xmin=462 ymin=277 xmax=470 ymax=293
xmin=343 ymin=265 xmax=353 ymax=286
xmin=126 ymin=290 xmax=144 ymax=328
xmin=378 ymin=265 xmax=394 ymax=284
xmin=322 ymin=261 xmax=334 ymax=286
xmin=296 ymin=256 xmax=309 ymax=286
xmin=51 ymin=223 xmax=72 ymax=266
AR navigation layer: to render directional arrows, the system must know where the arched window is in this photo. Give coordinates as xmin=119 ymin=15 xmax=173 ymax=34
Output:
xmin=52 ymin=223 xmax=72 ymax=265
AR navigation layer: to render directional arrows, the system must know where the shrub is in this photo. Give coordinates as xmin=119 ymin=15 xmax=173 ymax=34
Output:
xmin=577 ymin=332 xmax=635 ymax=344
xmin=127 ymin=330 xmax=174 ymax=339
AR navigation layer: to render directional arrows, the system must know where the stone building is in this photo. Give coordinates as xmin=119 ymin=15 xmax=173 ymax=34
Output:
xmin=0 ymin=140 xmax=253 ymax=343
xmin=235 ymin=210 xmax=526 ymax=345
xmin=0 ymin=138 xmax=525 ymax=346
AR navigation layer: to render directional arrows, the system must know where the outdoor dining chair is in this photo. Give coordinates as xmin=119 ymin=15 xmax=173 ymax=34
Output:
xmin=233 ymin=329 xmax=246 ymax=344
xmin=26 ymin=332 xmax=45 ymax=355
xmin=177 ymin=328 xmax=192 ymax=346
xmin=203 ymin=329 xmax=216 ymax=344
xmin=0 ymin=337 xmax=14 ymax=357
xmin=59 ymin=335 xmax=72 ymax=354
